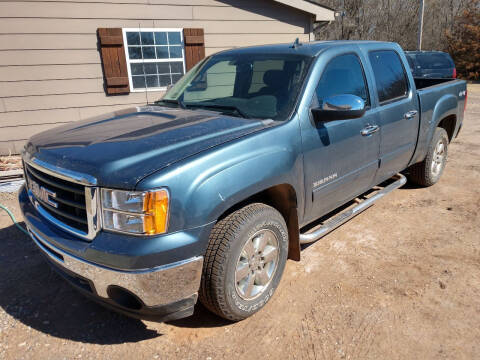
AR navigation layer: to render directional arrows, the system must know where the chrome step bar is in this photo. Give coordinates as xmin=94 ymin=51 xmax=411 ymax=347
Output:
xmin=299 ymin=173 xmax=407 ymax=244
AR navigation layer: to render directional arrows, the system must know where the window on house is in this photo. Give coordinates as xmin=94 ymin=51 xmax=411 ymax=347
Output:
xmin=123 ymin=28 xmax=186 ymax=92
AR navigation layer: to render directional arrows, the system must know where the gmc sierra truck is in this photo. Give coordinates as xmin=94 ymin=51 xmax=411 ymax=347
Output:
xmin=19 ymin=40 xmax=467 ymax=322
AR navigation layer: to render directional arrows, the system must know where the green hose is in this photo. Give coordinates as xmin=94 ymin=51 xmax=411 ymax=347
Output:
xmin=0 ymin=203 xmax=29 ymax=236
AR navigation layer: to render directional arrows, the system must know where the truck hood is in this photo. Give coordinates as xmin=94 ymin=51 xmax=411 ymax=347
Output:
xmin=24 ymin=106 xmax=272 ymax=188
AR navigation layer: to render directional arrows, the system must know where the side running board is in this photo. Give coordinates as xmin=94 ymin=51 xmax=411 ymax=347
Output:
xmin=299 ymin=173 xmax=407 ymax=245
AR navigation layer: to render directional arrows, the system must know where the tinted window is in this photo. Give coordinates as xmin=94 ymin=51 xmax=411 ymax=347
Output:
xmin=164 ymin=53 xmax=312 ymax=121
xmin=315 ymin=54 xmax=369 ymax=106
xmin=369 ymin=50 xmax=408 ymax=103
xmin=416 ymin=53 xmax=454 ymax=69
xmin=406 ymin=55 xmax=415 ymax=70
xmin=183 ymin=60 xmax=237 ymax=102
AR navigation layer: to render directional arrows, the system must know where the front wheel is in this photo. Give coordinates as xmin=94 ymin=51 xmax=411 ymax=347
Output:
xmin=408 ymin=127 xmax=449 ymax=187
xmin=199 ymin=203 xmax=288 ymax=321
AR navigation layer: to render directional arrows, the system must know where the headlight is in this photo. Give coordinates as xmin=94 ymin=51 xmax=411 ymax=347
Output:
xmin=101 ymin=188 xmax=169 ymax=235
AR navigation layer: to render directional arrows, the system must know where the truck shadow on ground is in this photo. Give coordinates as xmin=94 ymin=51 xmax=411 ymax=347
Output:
xmin=0 ymin=223 xmax=227 ymax=344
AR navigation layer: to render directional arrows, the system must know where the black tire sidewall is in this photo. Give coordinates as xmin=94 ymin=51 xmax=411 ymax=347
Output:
xmin=223 ymin=208 xmax=288 ymax=319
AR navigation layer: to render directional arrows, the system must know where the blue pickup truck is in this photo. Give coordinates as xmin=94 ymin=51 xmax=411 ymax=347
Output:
xmin=19 ymin=40 xmax=467 ymax=322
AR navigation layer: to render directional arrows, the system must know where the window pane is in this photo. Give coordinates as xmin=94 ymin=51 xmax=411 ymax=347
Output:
xmin=416 ymin=53 xmax=454 ymax=69
xmin=125 ymin=30 xmax=186 ymax=92
xmin=140 ymin=32 xmax=154 ymax=45
xmin=167 ymin=53 xmax=312 ymax=120
xmin=169 ymin=46 xmax=182 ymax=59
xmin=154 ymin=32 xmax=168 ymax=45
xmin=132 ymin=76 xmax=146 ymax=89
xmin=157 ymin=62 xmax=170 ymax=74
xmin=406 ymin=55 xmax=415 ymax=70
xmin=248 ymin=59 xmax=284 ymax=93
xmin=146 ymin=75 xmax=159 ymax=88
xmin=368 ymin=50 xmax=408 ymax=103
xmin=171 ymin=74 xmax=183 ymax=84
xmin=156 ymin=47 xmax=169 ymax=59
xmin=168 ymin=32 xmax=181 ymax=45
xmin=126 ymin=32 xmax=140 ymax=45
xmin=315 ymin=54 xmax=369 ymax=106
xmin=159 ymin=74 xmax=171 ymax=87
xmin=144 ymin=63 xmax=157 ymax=74
xmin=131 ymin=63 xmax=144 ymax=75
xmin=142 ymin=46 xmax=155 ymax=59
xmin=128 ymin=46 xmax=142 ymax=60
xmin=170 ymin=61 xmax=184 ymax=74
xmin=184 ymin=60 xmax=236 ymax=102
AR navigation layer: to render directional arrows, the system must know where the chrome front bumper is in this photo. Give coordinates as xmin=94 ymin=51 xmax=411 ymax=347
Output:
xmin=27 ymin=226 xmax=203 ymax=308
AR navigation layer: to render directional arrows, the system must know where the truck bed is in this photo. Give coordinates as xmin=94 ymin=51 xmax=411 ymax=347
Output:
xmin=410 ymin=77 xmax=466 ymax=166
xmin=414 ymin=77 xmax=457 ymax=90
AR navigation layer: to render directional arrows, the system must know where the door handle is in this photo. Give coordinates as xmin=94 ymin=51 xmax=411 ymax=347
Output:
xmin=361 ymin=124 xmax=379 ymax=136
xmin=404 ymin=110 xmax=418 ymax=120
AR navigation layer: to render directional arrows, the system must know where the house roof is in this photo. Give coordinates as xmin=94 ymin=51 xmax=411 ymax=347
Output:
xmin=272 ymin=0 xmax=335 ymax=21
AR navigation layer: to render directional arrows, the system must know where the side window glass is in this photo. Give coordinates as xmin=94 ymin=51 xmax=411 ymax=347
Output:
xmin=368 ymin=50 xmax=408 ymax=103
xmin=314 ymin=54 xmax=370 ymax=107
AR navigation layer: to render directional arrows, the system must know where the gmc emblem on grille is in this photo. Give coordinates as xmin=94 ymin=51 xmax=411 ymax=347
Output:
xmin=29 ymin=180 xmax=58 ymax=208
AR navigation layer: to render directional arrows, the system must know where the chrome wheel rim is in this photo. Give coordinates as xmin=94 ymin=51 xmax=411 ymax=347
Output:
xmin=235 ymin=229 xmax=279 ymax=300
xmin=431 ymin=139 xmax=446 ymax=176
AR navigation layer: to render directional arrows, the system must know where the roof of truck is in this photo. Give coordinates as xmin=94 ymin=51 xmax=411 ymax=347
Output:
xmin=216 ymin=40 xmax=397 ymax=58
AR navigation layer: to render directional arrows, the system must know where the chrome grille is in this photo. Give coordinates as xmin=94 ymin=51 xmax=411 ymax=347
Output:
xmin=23 ymin=157 xmax=100 ymax=241
xmin=25 ymin=164 xmax=88 ymax=233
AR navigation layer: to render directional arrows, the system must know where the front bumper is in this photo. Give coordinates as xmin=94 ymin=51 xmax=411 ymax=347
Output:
xmin=28 ymin=227 xmax=202 ymax=320
xmin=19 ymin=186 xmax=205 ymax=321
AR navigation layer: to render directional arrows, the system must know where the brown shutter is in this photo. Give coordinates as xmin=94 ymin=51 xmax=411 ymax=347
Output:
xmin=183 ymin=28 xmax=205 ymax=71
xmin=97 ymin=28 xmax=129 ymax=95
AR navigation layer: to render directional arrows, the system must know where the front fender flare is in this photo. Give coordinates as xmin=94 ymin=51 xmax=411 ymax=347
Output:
xmin=183 ymin=145 xmax=302 ymax=228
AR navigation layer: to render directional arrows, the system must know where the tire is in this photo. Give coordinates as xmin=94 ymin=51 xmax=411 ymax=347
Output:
xmin=199 ymin=203 xmax=288 ymax=321
xmin=408 ymin=127 xmax=449 ymax=187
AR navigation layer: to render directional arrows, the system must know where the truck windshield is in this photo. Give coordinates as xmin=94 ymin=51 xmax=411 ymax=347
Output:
xmin=161 ymin=53 xmax=312 ymax=121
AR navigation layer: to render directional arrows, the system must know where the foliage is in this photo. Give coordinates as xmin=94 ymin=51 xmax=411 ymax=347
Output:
xmin=314 ymin=0 xmax=471 ymax=50
xmin=446 ymin=0 xmax=480 ymax=80
xmin=314 ymin=0 xmax=478 ymax=79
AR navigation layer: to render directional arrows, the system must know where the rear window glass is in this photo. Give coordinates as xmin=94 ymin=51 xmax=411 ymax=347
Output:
xmin=369 ymin=50 xmax=408 ymax=104
xmin=416 ymin=53 xmax=454 ymax=69
xmin=406 ymin=55 xmax=415 ymax=70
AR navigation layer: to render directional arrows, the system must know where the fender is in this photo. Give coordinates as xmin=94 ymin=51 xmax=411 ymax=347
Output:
xmin=410 ymin=92 xmax=458 ymax=165
xmin=186 ymin=146 xmax=302 ymax=226
xmin=136 ymin=120 xmax=304 ymax=236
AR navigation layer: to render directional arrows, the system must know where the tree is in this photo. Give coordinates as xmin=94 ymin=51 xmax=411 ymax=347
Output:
xmin=314 ymin=0 xmax=473 ymax=53
xmin=446 ymin=1 xmax=480 ymax=80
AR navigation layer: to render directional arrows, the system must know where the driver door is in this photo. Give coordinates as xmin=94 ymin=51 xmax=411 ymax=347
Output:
xmin=301 ymin=52 xmax=381 ymax=223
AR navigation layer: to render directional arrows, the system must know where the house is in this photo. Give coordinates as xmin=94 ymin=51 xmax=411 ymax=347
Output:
xmin=0 ymin=0 xmax=334 ymax=155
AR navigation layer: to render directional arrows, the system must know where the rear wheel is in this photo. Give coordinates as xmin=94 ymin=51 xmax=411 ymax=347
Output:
xmin=199 ymin=203 xmax=288 ymax=321
xmin=408 ymin=127 xmax=449 ymax=187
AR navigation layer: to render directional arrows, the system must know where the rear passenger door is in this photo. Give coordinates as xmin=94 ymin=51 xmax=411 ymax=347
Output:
xmin=367 ymin=50 xmax=420 ymax=182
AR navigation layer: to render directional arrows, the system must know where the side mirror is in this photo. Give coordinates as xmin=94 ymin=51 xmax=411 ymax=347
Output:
xmin=311 ymin=94 xmax=366 ymax=122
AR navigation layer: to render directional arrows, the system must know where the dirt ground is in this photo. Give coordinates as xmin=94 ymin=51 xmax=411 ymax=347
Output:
xmin=1 ymin=85 xmax=479 ymax=360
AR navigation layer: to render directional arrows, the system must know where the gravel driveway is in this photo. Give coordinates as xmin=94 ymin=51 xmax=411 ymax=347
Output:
xmin=1 ymin=85 xmax=479 ymax=360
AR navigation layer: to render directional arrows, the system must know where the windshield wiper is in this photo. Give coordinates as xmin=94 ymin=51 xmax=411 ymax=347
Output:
xmin=188 ymin=104 xmax=250 ymax=119
xmin=154 ymin=98 xmax=186 ymax=109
